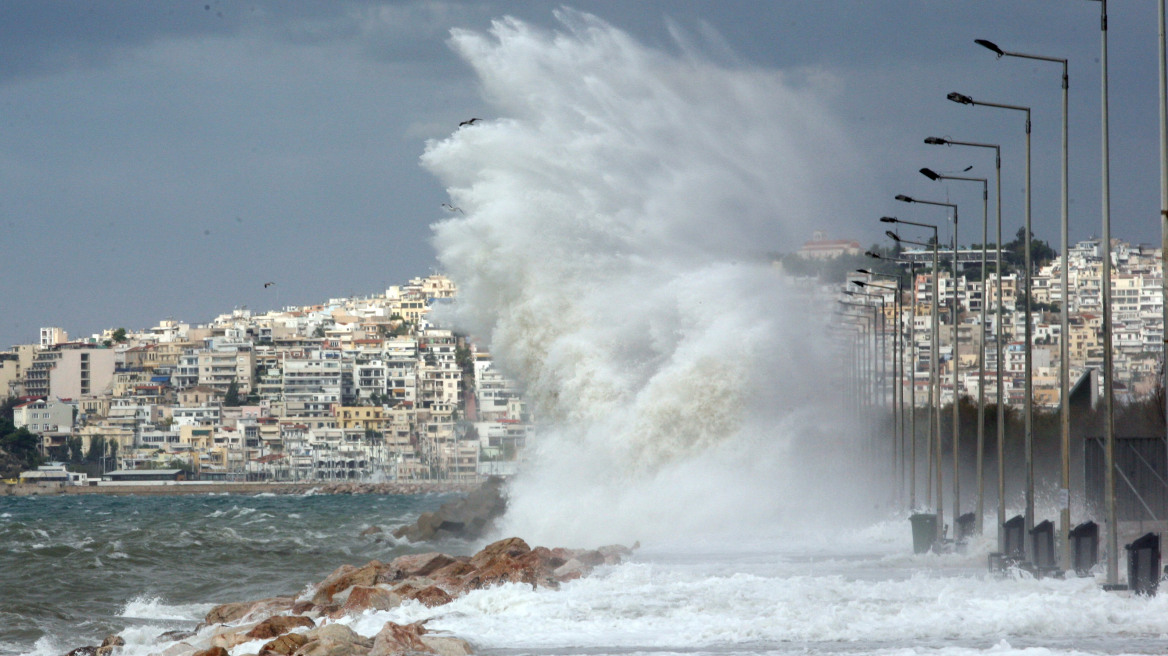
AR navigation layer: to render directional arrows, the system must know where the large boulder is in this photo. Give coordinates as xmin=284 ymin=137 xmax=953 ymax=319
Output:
xmin=311 ymin=561 xmax=385 ymax=605
xmin=245 ymin=615 xmax=316 ymax=640
xmin=259 ymin=632 xmax=309 ymax=656
xmin=295 ymin=624 xmax=373 ymax=656
xmin=368 ymin=621 xmax=472 ymax=656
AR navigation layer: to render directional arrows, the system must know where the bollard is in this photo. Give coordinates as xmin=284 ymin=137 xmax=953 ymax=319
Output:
xmin=1069 ymin=521 xmax=1099 ymax=577
xmin=909 ymin=513 xmax=938 ymax=554
xmin=1029 ymin=520 xmax=1056 ymax=572
xmin=1003 ymin=515 xmax=1025 ymax=561
xmin=1125 ymin=532 xmax=1161 ymax=596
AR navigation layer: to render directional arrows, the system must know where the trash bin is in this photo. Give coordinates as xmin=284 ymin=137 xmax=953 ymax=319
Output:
xmin=1003 ymin=515 xmax=1025 ymax=560
xmin=1029 ymin=520 xmax=1055 ymax=571
xmin=909 ymin=513 xmax=938 ymax=554
xmin=1069 ymin=521 xmax=1098 ymax=577
xmin=1125 ymin=532 xmax=1161 ymax=596
xmin=956 ymin=512 xmax=977 ymax=542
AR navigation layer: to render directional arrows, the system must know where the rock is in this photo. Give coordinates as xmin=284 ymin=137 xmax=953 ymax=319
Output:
xmin=205 ymin=601 xmax=252 ymax=625
xmin=100 ymin=636 xmax=125 ymax=648
xmin=191 ymin=649 xmax=229 ymax=656
xmin=296 ymin=624 xmax=373 ymax=656
xmin=393 ymin=478 xmax=507 ymax=542
xmin=258 ymin=633 xmax=309 ymax=656
xmin=469 ymin=537 xmax=530 ymax=568
xmin=342 ymin=586 xmax=402 ymax=613
xmin=405 ymin=585 xmax=453 ymax=608
xmin=158 ymin=630 xmax=197 ymax=643
xmin=384 ymin=552 xmax=459 ymax=580
xmin=245 ymin=615 xmax=316 ymax=640
xmin=368 ymin=621 xmax=433 ymax=656
xmin=312 ymin=561 xmax=385 ymax=605
xmin=204 ymin=597 xmax=296 ymax=626
xmin=64 ymin=647 xmax=98 ymax=656
xmin=209 ymin=623 xmax=262 ymax=650
xmin=360 ymin=526 xmax=383 ymax=536
xmin=419 ymin=636 xmax=474 ymax=656
xmin=552 ymin=558 xmax=588 ymax=581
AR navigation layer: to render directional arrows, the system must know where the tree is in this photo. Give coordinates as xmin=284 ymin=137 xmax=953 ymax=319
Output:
xmin=0 ymin=421 xmax=43 ymax=470
xmin=107 ymin=440 xmax=119 ymax=468
xmin=67 ymin=436 xmax=83 ymax=463
xmin=1003 ymin=228 xmax=1057 ymax=271
xmin=224 ymin=379 xmax=241 ymax=407
xmin=85 ymin=436 xmax=105 ymax=464
xmin=111 ymin=327 xmax=128 ymax=343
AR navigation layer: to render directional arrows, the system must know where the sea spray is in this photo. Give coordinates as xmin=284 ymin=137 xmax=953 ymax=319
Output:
xmin=423 ymin=9 xmax=880 ymax=546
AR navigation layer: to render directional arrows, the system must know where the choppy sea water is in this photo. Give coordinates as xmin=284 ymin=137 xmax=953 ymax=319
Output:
xmin=3 ymin=493 xmax=1168 ymax=656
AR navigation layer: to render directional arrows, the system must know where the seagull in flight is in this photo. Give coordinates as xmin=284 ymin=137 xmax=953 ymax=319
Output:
xmin=264 ymin=282 xmax=275 ymax=288
xmin=458 ymin=118 xmax=481 ymax=128
xmin=441 ymin=203 xmax=465 ymax=214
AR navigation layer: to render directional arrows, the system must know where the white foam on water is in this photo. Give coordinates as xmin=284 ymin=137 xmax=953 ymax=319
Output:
xmin=119 ymin=596 xmax=214 ymax=622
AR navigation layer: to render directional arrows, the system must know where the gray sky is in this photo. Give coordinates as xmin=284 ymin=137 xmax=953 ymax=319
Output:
xmin=1 ymin=1 xmax=1163 ymax=349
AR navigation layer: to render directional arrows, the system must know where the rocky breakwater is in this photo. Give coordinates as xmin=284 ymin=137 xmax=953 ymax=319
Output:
xmin=66 ymin=537 xmax=633 ymax=656
xmin=391 ymin=477 xmax=506 ymax=542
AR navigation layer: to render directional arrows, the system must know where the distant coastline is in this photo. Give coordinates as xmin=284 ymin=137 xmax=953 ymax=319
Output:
xmin=0 ymin=480 xmax=477 ymax=497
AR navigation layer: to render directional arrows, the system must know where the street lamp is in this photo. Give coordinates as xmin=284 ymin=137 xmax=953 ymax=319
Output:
xmin=863 ymin=258 xmax=923 ymax=509
xmin=896 ymin=194 xmax=963 ymax=529
xmin=849 ymin=284 xmax=894 ymax=492
xmin=925 ymin=136 xmax=1005 ymax=543
xmin=948 ymin=90 xmax=1038 ymax=556
xmin=839 ymin=301 xmax=878 ymax=409
xmin=846 ymin=289 xmax=887 ymax=413
xmin=856 ymin=275 xmax=906 ymax=505
xmin=885 ymin=225 xmax=944 ymax=540
xmin=920 ymin=167 xmax=989 ymax=536
xmin=1088 ymin=0 xmax=1119 ymax=586
xmin=975 ymin=36 xmax=1074 ymax=573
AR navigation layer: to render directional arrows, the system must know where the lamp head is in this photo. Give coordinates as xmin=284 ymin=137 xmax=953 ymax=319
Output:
xmin=856 ymin=268 xmax=873 ymax=275
xmin=865 ymin=250 xmax=881 ymax=259
xmin=853 ymin=280 xmax=867 ymax=288
xmin=924 ymin=136 xmax=948 ymax=146
xmin=974 ymin=38 xmax=1005 ymax=57
xmin=885 ymin=230 xmax=901 ymax=242
xmin=947 ymin=92 xmax=974 ymax=105
xmin=895 ymin=194 xmax=913 ymax=203
xmin=919 ymin=167 xmax=941 ymax=181
xmin=879 ymin=216 xmax=898 ymax=223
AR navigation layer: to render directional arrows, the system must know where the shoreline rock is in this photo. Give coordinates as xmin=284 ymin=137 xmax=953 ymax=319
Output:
xmin=65 ymin=537 xmax=635 ymax=656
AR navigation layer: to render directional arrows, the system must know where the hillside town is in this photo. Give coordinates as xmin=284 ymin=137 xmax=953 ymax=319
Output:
xmin=0 ymin=274 xmax=531 ymax=483
xmin=3 ymin=233 xmax=1165 ymax=485
xmin=798 ymin=233 xmax=1167 ymax=405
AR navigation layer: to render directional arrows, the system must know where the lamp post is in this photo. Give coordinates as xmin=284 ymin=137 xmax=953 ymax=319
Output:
xmin=846 ymin=290 xmax=888 ymax=415
xmin=857 ymin=275 xmax=905 ymax=505
xmin=1087 ymin=0 xmax=1118 ymax=586
xmin=896 ymin=194 xmax=962 ymax=529
xmin=840 ymin=301 xmax=878 ymax=409
xmin=975 ymin=35 xmax=1074 ymax=573
xmin=864 ymin=256 xmax=922 ymax=508
xmin=948 ymin=90 xmax=1037 ymax=554
xmin=885 ymin=223 xmax=944 ymax=539
xmin=925 ymin=136 xmax=1004 ymax=543
xmin=920 ymin=168 xmax=988 ymax=536
xmin=850 ymin=284 xmax=895 ymax=495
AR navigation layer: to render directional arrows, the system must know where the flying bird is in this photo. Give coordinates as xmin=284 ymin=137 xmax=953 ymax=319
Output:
xmin=264 ymin=282 xmax=275 ymax=288
xmin=458 ymin=118 xmax=481 ymax=127
xmin=441 ymin=203 xmax=465 ymax=214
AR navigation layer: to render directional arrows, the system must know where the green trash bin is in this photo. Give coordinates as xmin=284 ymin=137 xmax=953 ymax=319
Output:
xmin=909 ymin=513 xmax=938 ymax=554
